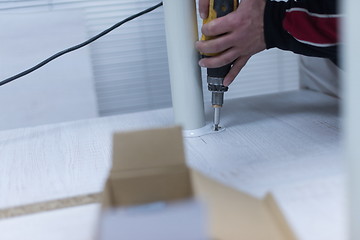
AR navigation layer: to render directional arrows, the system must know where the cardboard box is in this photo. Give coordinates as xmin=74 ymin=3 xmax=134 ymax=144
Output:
xmin=98 ymin=126 xmax=208 ymax=240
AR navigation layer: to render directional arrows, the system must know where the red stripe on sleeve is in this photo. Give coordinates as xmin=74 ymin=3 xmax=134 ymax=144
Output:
xmin=283 ymin=11 xmax=338 ymax=45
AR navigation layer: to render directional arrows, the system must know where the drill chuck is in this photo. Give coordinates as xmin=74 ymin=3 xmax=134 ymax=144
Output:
xmin=208 ymin=76 xmax=228 ymax=131
xmin=207 ymin=76 xmax=228 ymax=107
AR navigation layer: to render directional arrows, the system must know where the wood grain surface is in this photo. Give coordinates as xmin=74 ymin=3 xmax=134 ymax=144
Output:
xmin=187 ymin=90 xmax=341 ymax=197
xmin=0 ymin=108 xmax=174 ymax=216
xmin=0 ymin=90 xmax=341 ymax=219
xmin=0 ymin=204 xmax=100 ymax=240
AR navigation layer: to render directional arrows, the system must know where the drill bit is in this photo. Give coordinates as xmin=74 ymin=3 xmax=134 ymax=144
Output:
xmin=213 ymin=105 xmax=221 ymax=131
xmin=210 ymin=90 xmax=225 ymax=131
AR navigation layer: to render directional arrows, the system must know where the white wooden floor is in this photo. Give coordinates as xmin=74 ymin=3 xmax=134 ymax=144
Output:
xmin=187 ymin=90 xmax=341 ymax=197
xmin=0 ymin=204 xmax=100 ymax=240
xmin=0 ymin=90 xmax=344 ymax=239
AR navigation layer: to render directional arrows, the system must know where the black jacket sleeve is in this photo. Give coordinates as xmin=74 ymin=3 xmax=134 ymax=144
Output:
xmin=264 ymin=0 xmax=340 ymax=65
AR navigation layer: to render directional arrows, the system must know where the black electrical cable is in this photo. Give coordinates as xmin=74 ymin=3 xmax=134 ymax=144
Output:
xmin=0 ymin=2 xmax=163 ymax=87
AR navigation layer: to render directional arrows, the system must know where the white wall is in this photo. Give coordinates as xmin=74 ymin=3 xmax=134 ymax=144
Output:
xmin=0 ymin=0 xmax=300 ymax=120
xmin=343 ymin=0 xmax=360 ymax=239
xmin=0 ymin=10 xmax=98 ymax=130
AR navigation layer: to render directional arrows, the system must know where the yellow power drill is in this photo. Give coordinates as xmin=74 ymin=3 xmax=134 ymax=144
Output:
xmin=201 ymin=0 xmax=238 ymax=131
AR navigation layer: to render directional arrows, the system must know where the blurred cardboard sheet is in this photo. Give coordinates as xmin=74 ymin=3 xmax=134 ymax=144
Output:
xmin=100 ymin=200 xmax=208 ymax=240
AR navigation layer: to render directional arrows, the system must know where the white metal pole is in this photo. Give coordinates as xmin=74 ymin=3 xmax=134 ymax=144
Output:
xmin=163 ymin=0 xmax=206 ymax=130
xmin=343 ymin=0 xmax=360 ymax=239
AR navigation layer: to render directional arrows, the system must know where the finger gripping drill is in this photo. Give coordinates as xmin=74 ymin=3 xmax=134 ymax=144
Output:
xmin=201 ymin=0 xmax=238 ymax=131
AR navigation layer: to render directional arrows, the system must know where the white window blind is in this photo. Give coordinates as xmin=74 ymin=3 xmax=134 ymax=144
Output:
xmin=0 ymin=0 xmax=299 ymax=117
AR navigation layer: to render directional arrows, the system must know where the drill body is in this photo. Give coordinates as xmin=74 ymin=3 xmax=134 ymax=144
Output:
xmin=201 ymin=0 xmax=238 ymax=131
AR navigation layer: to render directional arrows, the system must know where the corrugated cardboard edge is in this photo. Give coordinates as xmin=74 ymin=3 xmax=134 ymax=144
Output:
xmin=0 ymin=193 xmax=101 ymax=219
xmin=264 ymin=193 xmax=298 ymax=240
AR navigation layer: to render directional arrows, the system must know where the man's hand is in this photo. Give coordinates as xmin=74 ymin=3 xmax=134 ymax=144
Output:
xmin=196 ymin=0 xmax=266 ymax=86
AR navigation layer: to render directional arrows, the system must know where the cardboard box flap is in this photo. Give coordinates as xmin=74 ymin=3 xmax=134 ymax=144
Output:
xmin=103 ymin=126 xmax=193 ymax=208
xmin=105 ymin=165 xmax=192 ymax=207
xmin=191 ymin=170 xmax=296 ymax=240
xmin=111 ymin=126 xmax=186 ymax=172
